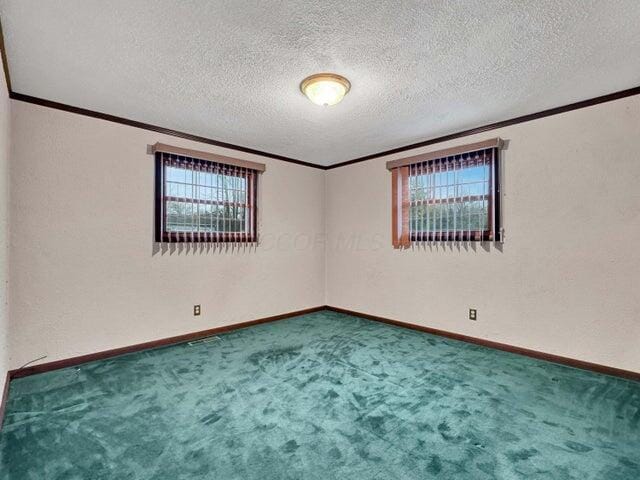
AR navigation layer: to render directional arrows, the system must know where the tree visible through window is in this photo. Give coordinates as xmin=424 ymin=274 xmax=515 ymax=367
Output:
xmin=153 ymin=145 xmax=264 ymax=243
xmin=388 ymin=139 xmax=502 ymax=247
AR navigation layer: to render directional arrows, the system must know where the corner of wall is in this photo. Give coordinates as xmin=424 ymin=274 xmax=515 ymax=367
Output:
xmin=322 ymin=169 xmax=329 ymax=306
xmin=0 ymin=50 xmax=10 ymax=392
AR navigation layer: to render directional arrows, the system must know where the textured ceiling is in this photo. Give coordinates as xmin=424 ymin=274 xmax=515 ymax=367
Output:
xmin=1 ymin=1 xmax=639 ymax=166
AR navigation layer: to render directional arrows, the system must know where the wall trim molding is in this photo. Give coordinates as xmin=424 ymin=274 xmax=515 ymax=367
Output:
xmin=326 ymin=85 xmax=640 ymax=169
xmin=2 ymin=17 xmax=640 ymax=171
xmin=9 ymin=92 xmax=323 ymax=170
xmin=7 ymin=306 xmax=325 ymax=380
xmin=0 ymin=16 xmax=321 ymax=169
xmin=6 ymin=306 xmax=639 ymax=383
xmin=325 ymin=306 xmax=640 ymax=382
xmin=10 ymin=86 xmax=640 ymax=171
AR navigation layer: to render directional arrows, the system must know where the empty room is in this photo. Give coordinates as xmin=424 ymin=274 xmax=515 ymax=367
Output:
xmin=0 ymin=1 xmax=639 ymax=478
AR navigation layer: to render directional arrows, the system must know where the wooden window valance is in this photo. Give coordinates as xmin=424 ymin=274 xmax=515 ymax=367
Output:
xmin=151 ymin=143 xmax=266 ymax=172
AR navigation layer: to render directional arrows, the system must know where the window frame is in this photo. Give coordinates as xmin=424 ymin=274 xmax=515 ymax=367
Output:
xmin=154 ymin=151 xmax=259 ymax=244
xmin=389 ymin=139 xmax=503 ymax=247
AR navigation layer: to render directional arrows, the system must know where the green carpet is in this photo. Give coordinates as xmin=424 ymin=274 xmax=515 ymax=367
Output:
xmin=1 ymin=311 xmax=639 ymax=479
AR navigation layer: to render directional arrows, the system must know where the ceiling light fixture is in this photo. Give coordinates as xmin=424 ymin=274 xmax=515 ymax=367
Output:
xmin=300 ymin=73 xmax=351 ymax=106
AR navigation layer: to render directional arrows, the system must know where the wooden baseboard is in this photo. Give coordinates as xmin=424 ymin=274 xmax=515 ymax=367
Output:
xmin=2 ymin=305 xmax=638 ymax=430
xmin=325 ymin=306 xmax=640 ymax=382
xmin=3 ymin=303 xmax=637 ymax=429
xmin=8 ymin=306 xmax=326 ymax=380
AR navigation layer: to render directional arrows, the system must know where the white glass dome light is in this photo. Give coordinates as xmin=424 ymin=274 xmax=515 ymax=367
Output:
xmin=300 ymin=73 xmax=351 ymax=106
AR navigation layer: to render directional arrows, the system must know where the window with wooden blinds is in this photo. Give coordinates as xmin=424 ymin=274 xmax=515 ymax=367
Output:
xmin=387 ymin=138 xmax=503 ymax=248
xmin=152 ymin=143 xmax=265 ymax=244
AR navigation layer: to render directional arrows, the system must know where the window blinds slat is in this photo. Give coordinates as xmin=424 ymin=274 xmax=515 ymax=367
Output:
xmin=490 ymin=148 xmax=496 ymax=242
xmin=426 ymin=161 xmax=431 ymax=243
xmin=235 ymin=166 xmax=239 ymax=247
xmin=249 ymin=172 xmax=258 ymax=245
xmin=419 ymin=163 xmax=422 ymax=245
xmin=190 ymin=158 xmax=195 ymax=243
xmin=246 ymin=167 xmax=251 ymax=248
xmin=232 ymin=166 xmax=236 ymax=247
xmin=159 ymin=152 xmax=164 ymax=244
xmin=437 ymin=158 xmax=442 ymax=241
xmin=166 ymin=154 xmax=171 ymax=244
xmin=453 ymin=155 xmax=457 ymax=240
xmin=409 ymin=163 xmax=414 ymax=245
xmin=215 ymin=166 xmax=220 ymax=244
xmin=235 ymin=165 xmax=240 ymax=248
xmin=207 ymin=161 xmax=212 ymax=244
xmin=240 ymin=169 xmax=245 ymax=246
xmin=181 ymin=156 xmax=186 ymax=243
xmin=224 ymin=170 xmax=230 ymax=247
xmin=447 ymin=156 xmax=452 ymax=242
xmin=247 ymin=169 xmax=251 ymax=246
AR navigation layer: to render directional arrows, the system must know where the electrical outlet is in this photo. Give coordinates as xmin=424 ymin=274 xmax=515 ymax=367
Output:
xmin=469 ymin=308 xmax=477 ymax=321
xmin=194 ymin=305 xmax=201 ymax=316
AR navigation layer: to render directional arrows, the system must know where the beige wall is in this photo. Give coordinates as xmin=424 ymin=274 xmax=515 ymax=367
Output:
xmin=8 ymin=101 xmax=325 ymax=369
xmin=7 ymin=93 xmax=640 ymax=373
xmin=326 ymin=95 xmax=640 ymax=372
xmin=0 ymin=62 xmax=9 ymax=381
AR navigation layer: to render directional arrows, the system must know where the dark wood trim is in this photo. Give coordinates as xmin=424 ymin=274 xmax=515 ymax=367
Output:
xmin=1 ymin=11 xmax=639 ymax=172
xmin=8 ymin=92 xmax=323 ymax=170
xmin=12 ymin=85 xmax=640 ymax=172
xmin=154 ymin=152 xmax=163 ymax=243
xmin=8 ymin=86 xmax=640 ymax=172
xmin=2 ymin=305 xmax=638 ymax=429
xmin=0 ymin=17 xmax=11 ymax=92
xmin=155 ymin=150 xmax=259 ymax=243
xmin=327 ymin=85 xmax=640 ymax=169
xmin=325 ymin=306 xmax=640 ymax=382
xmin=0 ymin=372 xmax=9 ymax=430
xmin=251 ymin=172 xmax=258 ymax=243
xmin=493 ymin=147 xmax=502 ymax=241
xmin=8 ymin=306 xmax=325 ymax=379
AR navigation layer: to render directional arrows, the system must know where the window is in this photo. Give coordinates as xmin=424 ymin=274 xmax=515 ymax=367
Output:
xmin=388 ymin=138 xmax=502 ymax=247
xmin=153 ymin=143 xmax=265 ymax=243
